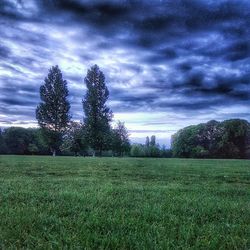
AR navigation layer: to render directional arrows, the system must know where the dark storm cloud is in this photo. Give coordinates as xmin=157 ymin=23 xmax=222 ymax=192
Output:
xmin=0 ymin=0 xmax=22 ymax=19
xmin=0 ymin=45 xmax=11 ymax=58
xmin=0 ymin=0 xmax=249 ymax=130
xmin=172 ymin=70 xmax=250 ymax=101
xmin=0 ymin=97 xmax=36 ymax=106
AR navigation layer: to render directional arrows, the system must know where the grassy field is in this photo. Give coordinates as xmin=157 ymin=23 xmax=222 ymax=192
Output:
xmin=0 ymin=156 xmax=249 ymax=249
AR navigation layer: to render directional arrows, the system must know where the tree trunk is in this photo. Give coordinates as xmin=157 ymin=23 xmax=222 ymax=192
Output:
xmin=52 ymin=149 xmax=56 ymax=157
xmin=92 ymin=151 xmax=96 ymax=157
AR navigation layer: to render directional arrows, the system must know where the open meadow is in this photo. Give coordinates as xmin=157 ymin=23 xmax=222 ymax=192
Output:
xmin=0 ymin=155 xmax=249 ymax=249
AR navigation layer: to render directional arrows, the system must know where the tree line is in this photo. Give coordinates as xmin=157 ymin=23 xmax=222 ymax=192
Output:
xmin=0 ymin=64 xmax=167 ymax=157
xmin=0 ymin=126 xmax=170 ymax=157
xmin=171 ymin=119 xmax=250 ymax=159
xmin=0 ymin=64 xmax=249 ymax=158
xmin=130 ymin=136 xmax=172 ymax=157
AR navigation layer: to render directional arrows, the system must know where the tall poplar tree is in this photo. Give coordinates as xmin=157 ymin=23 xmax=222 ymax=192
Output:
xmin=36 ymin=65 xmax=71 ymax=156
xmin=83 ymin=65 xmax=112 ymax=156
xmin=150 ymin=135 xmax=156 ymax=146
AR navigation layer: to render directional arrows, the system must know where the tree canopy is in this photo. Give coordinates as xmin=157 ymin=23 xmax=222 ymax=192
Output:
xmin=36 ymin=65 xmax=71 ymax=156
xmin=111 ymin=121 xmax=130 ymax=156
xmin=82 ymin=65 xmax=112 ymax=156
xmin=171 ymin=119 xmax=250 ymax=159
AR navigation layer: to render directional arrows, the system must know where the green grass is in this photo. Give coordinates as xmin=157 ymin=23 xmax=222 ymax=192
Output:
xmin=0 ymin=156 xmax=249 ymax=249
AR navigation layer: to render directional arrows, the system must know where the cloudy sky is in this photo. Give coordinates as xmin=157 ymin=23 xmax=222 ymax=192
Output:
xmin=0 ymin=0 xmax=250 ymax=146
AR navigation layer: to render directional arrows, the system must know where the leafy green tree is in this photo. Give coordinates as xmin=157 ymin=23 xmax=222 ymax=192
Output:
xmin=0 ymin=128 xmax=7 ymax=154
xmin=3 ymin=127 xmax=31 ymax=154
xmin=36 ymin=65 xmax=71 ymax=156
xmin=150 ymin=135 xmax=156 ymax=146
xmin=111 ymin=121 xmax=130 ymax=156
xmin=171 ymin=119 xmax=250 ymax=159
xmin=160 ymin=145 xmax=172 ymax=158
xmin=190 ymin=146 xmax=209 ymax=158
xmin=218 ymin=119 xmax=249 ymax=158
xmin=28 ymin=143 xmax=39 ymax=155
xmin=144 ymin=136 xmax=150 ymax=156
xmin=83 ymin=65 xmax=112 ymax=156
xmin=61 ymin=121 xmax=87 ymax=156
xmin=130 ymin=144 xmax=145 ymax=157
xmin=33 ymin=129 xmax=50 ymax=155
xmin=1 ymin=127 xmax=50 ymax=155
xmin=171 ymin=126 xmax=198 ymax=158
xmin=149 ymin=144 xmax=161 ymax=157
xmin=142 ymin=135 xmax=162 ymax=157
xmin=245 ymin=127 xmax=250 ymax=158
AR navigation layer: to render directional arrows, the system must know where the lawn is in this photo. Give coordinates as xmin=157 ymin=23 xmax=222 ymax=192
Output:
xmin=0 ymin=155 xmax=249 ymax=249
